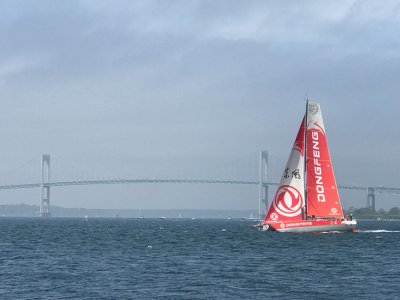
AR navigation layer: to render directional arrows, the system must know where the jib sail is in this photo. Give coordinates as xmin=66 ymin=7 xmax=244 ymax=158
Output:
xmin=264 ymin=118 xmax=306 ymax=223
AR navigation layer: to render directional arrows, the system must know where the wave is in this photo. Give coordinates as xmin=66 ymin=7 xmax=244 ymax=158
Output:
xmin=358 ymin=230 xmax=400 ymax=233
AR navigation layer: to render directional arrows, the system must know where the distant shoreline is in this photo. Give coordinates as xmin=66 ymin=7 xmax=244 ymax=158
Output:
xmin=0 ymin=203 xmax=259 ymax=218
xmin=2 ymin=203 xmax=400 ymax=220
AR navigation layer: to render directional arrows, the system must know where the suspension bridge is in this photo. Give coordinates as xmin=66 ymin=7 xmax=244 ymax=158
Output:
xmin=0 ymin=152 xmax=399 ymax=217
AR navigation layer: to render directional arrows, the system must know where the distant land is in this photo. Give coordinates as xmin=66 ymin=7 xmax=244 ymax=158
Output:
xmin=347 ymin=206 xmax=400 ymax=220
xmin=0 ymin=203 xmax=259 ymax=219
xmin=1 ymin=203 xmax=400 ymax=220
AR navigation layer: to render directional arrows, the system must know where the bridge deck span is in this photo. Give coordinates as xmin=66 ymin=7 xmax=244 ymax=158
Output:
xmin=0 ymin=179 xmax=399 ymax=194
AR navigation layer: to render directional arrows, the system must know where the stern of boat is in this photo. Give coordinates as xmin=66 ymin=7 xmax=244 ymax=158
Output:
xmin=342 ymin=219 xmax=357 ymax=232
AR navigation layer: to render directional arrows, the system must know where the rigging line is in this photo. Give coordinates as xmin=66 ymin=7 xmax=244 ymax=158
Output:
xmin=51 ymin=155 xmax=116 ymax=180
xmin=185 ymin=151 xmax=260 ymax=179
xmin=0 ymin=155 xmax=41 ymax=178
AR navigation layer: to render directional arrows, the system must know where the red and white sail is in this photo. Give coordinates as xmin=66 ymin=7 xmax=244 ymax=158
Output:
xmin=260 ymin=101 xmax=355 ymax=233
xmin=305 ymin=101 xmax=344 ymax=218
xmin=264 ymin=117 xmax=305 ymax=223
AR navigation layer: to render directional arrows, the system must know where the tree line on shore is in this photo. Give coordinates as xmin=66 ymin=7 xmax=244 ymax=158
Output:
xmin=346 ymin=206 xmax=400 ymax=219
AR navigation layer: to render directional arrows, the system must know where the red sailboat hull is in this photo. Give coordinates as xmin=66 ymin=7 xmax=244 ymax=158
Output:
xmin=263 ymin=219 xmax=357 ymax=233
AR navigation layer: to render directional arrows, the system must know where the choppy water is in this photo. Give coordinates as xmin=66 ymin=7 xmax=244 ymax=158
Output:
xmin=1 ymin=218 xmax=399 ymax=299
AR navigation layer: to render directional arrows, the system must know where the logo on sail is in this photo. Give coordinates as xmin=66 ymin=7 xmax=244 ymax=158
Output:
xmin=270 ymin=212 xmax=279 ymax=221
xmin=272 ymin=185 xmax=304 ymax=217
xmin=308 ymin=103 xmax=319 ymax=115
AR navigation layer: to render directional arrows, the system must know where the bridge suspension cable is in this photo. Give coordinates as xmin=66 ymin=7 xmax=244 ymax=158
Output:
xmin=1 ymin=154 xmax=400 ymax=216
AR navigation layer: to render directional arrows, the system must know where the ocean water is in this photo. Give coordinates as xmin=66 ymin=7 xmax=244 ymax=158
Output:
xmin=0 ymin=218 xmax=399 ymax=299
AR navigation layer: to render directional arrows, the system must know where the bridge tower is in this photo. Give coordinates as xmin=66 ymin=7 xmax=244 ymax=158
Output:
xmin=40 ymin=154 xmax=51 ymax=217
xmin=258 ymin=151 xmax=268 ymax=218
xmin=366 ymin=187 xmax=376 ymax=212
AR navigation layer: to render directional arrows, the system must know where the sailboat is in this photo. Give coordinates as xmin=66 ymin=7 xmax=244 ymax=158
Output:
xmin=242 ymin=212 xmax=259 ymax=221
xmin=259 ymin=101 xmax=356 ymax=233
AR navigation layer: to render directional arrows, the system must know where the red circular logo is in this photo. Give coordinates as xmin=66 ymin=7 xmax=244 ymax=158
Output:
xmin=270 ymin=213 xmax=279 ymax=221
xmin=272 ymin=185 xmax=304 ymax=217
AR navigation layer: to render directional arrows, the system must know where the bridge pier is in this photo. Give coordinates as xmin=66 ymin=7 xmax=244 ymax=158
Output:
xmin=40 ymin=154 xmax=51 ymax=217
xmin=366 ymin=187 xmax=376 ymax=212
xmin=259 ymin=151 xmax=268 ymax=218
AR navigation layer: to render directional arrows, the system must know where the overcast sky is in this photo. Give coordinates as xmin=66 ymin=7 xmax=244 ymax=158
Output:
xmin=1 ymin=0 xmax=400 ymax=211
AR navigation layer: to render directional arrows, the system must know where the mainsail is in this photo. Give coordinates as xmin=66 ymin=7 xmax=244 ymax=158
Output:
xmin=264 ymin=118 xmax=305 ymax=223
xmin=305 ymin=101 xmax=344 ymax=218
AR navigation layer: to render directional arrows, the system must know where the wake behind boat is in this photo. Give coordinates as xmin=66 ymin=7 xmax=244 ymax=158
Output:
xmin=257 ymin=100 xmax=356 ymax=233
